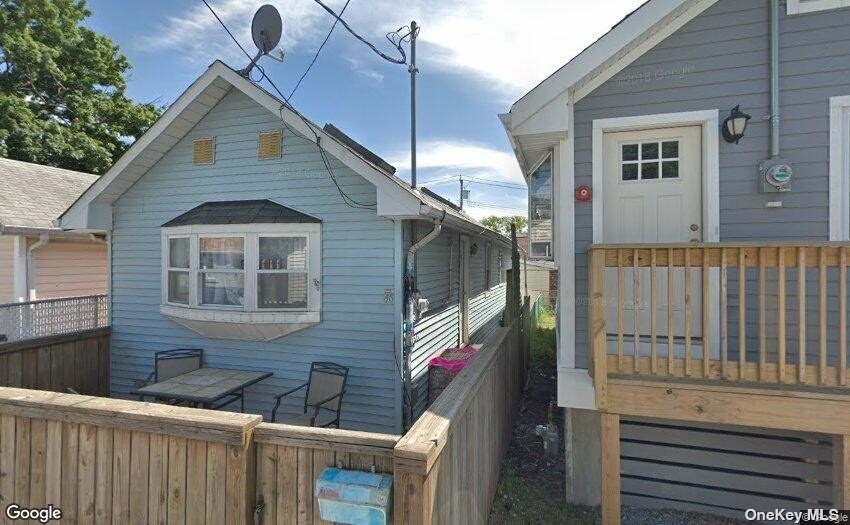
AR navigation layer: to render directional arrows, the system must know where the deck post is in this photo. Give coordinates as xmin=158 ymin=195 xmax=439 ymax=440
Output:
xmin=834 ymin=435 xmax=850 ymax=507
xmin=589 ymin=247 xmax=608 ymax=410
xmin=600 ymin=413 xmax=621 ymax=525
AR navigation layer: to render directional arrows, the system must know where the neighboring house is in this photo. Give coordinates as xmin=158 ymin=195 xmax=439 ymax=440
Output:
xmin=60 ymin=61 xmax=511 ymax=434
xmin=0 ymin=158 xmax=107 ymax=303
xmin=503 ymin=0 xmax=850 ymax=517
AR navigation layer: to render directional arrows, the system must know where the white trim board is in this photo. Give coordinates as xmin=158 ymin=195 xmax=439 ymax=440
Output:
xmin=507 ymin=0 xmax=720 ymax=132
xmin=829 ymin=95 xmax=850 ymax=241
xmin=557 ymin=109 xmax=721 ymax=410
xmin=788 ymin=0 xmax=850 ymax=14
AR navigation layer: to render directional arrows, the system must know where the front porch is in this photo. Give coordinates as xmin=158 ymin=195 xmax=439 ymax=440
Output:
xmin=587 ymin=243 xmax=850 ymax=524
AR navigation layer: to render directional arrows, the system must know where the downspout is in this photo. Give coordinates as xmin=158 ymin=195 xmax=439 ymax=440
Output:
xmin=26 ymin=234 xmax=50 ymax=300
xmin=402 ymin=217 xmax=443 ymax=429
xmin=770 ymin=0 xmax=780 ymax=159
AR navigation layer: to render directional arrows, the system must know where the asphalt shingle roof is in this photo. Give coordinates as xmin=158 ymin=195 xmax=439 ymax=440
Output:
xmin=0 ymin=157 xmax=98 ymax=230
xmin=162 ymin=200 xmax=321 ymax=227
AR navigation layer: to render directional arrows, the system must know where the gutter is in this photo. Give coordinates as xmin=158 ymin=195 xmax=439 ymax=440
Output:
xmin=25 ymin=234 xmax=50 ymax=301
xmin=402 ymin=217 xmax=443 ymax=429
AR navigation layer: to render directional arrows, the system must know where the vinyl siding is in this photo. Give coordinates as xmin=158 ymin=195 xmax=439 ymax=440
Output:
xmin=31 ymin=239 xmax=107 ymax=299
xmin=0 ymin=236 xmax=14 ymax=303
xmin=406 ymin=221 xmax=510 ymax=418
xmin=572 ymin=0 xmax=850 ymax=369
xmin=110 ymin=89 xmax=401 ymax=433
xmin=567 ymin=0 xmax=850 ymax=514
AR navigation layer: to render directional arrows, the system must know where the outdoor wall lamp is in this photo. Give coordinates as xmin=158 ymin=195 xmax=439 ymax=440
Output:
xmin=722 ymin=105 xmax=751 ymax=144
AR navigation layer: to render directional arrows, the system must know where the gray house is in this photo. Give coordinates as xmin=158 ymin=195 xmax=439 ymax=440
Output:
xmin=503 ymin=0 xmax=850 ymax=518
xmin=60 ymin=61 xmax=510 ymax=434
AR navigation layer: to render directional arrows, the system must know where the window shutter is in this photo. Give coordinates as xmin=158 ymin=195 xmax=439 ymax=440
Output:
xmin=258 ymin=131 xmax=282 ymax=160
xmin=193 ymin=138 xmax=215 ymax=165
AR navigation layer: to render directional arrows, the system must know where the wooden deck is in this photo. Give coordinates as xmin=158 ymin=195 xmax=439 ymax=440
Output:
xmin=588 ymin=243 xmax=850 ymax=523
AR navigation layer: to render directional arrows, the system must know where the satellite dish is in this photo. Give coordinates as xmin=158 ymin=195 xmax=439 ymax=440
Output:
xmin=251 ymin=5 xmax=282 ymax=54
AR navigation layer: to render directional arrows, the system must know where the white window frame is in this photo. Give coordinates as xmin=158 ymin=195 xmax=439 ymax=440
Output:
xmin=829 ymin=96 xmax=850 ymax=240
xmin=528 ymin=152 xmax=554 ymax=261
xmin=788 ymin=0 xmax=850 ymax=14
xmin=165 ymin=235 xmax=191 ymax=306
xmin=160 ymin=223 xmax=321 ymax=324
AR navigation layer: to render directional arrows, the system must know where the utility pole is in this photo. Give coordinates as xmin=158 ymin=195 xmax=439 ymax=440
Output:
xmin=459 ymin=175 xmax=465 ymax=210
xmin=409 ymin=21 xmax=418 ymax=189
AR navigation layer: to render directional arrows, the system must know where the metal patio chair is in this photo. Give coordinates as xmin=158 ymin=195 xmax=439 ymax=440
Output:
xmin=271 ymin=362 xmax=348 ymax=428
xmin=135 ymin=348 xmax=204 ymax=403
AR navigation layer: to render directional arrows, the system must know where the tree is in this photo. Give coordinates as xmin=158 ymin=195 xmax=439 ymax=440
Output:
xmin=0 ymin=0 xmax=161 ymax=173
xmin=480 ymin=215 xmax=527 ymax=236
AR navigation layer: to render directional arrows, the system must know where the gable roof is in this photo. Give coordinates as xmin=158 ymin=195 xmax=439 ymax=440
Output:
xmin=503 ymin=0 xmax=719 ymax=145
xmin=162 ymin=200 xmax=321 ymax=227
xmin=0 ymin=157 xmax=98 ymax=233
xmin=59 ymin=60 xmax=509 ymax=247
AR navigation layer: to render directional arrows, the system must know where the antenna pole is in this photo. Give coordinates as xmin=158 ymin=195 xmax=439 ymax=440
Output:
xmin=459 ymin=175 xmax=464 ymax=210
xmin=409 ymin=21 xmax=418 ymax=189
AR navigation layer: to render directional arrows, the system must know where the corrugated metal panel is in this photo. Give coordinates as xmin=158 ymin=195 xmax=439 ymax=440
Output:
xmin=111 ymin=89 xmax=400 ymax=433
xmin=620 ymin=419 xmax=834 ymax=518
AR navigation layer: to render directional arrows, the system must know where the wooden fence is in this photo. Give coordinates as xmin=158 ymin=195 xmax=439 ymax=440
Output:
xmin=393 ymin=319 xmax=525 ymax=524
xmin=0 ymin=387 xmax=261 ymax=524
xmin=253 ymin=424 xmax=398 ymax=524
xmin=0 ymin=308 xmax=527 ymax=524
xmin=0 ymin=328 xmax=110 ymax=396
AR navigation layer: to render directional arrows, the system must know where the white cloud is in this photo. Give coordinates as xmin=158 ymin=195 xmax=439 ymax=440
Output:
xmin=346 ymin=58 xmax=384 ymax=84
xmin=388 ymin=139 xmax=524 ymax=184
xmin=144 ymin=0 xmax=646 ymax=99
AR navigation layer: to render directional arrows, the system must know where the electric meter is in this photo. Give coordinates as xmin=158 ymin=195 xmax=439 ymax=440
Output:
xmin=759 ymin=158 xmax=793 ymax=193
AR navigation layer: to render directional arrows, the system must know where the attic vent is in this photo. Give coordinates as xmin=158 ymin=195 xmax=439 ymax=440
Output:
xmin=193 ymin=138 xmax=215 ymax=165
xmin=258 ymin=131 xmax=282 ymax=160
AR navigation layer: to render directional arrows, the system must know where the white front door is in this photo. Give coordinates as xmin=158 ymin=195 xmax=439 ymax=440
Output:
xmin=603 ymin=125 xmax=704 ymax=344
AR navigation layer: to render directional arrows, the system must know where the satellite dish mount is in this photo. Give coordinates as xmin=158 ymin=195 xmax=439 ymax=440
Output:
xmin=240 ymin=4 xmax=283 ymax=78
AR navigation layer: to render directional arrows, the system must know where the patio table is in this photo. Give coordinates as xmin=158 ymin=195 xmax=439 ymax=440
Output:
xmin=133 ymin=367 xmax=273 ymax=411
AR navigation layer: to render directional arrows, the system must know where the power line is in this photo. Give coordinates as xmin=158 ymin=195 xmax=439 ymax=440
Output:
xmin=200 ymin=0 xmax=376 ymax=210
xmin=289 ymin=0 xmax=353 ymax=101
xmin=310 ymin=0 xmax=409 ymax=65
xmin=467 ymin=179 xmax=527 ymax=190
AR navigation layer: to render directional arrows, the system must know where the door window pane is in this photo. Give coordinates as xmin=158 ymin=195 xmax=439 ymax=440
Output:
xmin=258 ymin=274 xmax=308 ymax=309
xmin=662 ymin=161 xmax=680 ymax=179
xmin=622 ymin=144 xmax=639 ymax=161
xmin=622 ymin=164 xmax=639 ymax=181
xmin=200 ymin=237 xmax=244 ymax=270
xmin=641 ymin=142 xmax=659 ymax=160
xmin=169 ymin=238 xmax=189 ymax=268
xmin=259 ymin=237 xmax=307 ymax=270
xmin=200 ymin=273 xmax=244 ymax=306
xmin=662 ymin=141 xmax=679 ymax=159
xmin=168 ymin=271 xmax=189 ymax=304
xmin=642 ymin=163 xmax=660 ymax=180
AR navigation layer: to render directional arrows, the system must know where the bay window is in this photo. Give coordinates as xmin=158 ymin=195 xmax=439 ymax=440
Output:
xmin=162 ymin=225 xmax=319 ymax=314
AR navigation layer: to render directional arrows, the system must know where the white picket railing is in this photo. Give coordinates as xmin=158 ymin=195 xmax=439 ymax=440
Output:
xmin=0 ymin=295 xmax=108 ymax=343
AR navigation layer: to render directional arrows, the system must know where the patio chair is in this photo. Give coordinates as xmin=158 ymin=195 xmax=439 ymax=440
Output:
xmin=271 ymin=362 xmax=348 ymax=428
xmin=135 ymin=348 xmax=203 ymax=403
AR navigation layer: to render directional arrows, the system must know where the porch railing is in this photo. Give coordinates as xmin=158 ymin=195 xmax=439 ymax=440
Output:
xmin=588 ymin=243 xmax=850 ymax=407
xmin=0 ymin=294 xmax=108 ymax=343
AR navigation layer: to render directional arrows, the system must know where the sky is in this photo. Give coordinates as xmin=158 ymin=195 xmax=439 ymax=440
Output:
xmin=86 ymin=0 xmax=645 ymax=220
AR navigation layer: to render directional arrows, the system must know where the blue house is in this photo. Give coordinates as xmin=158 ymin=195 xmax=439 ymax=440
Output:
xmin=60 ymin=61 xmax=511 ymax=434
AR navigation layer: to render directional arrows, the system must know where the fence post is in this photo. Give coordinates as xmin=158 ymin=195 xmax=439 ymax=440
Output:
xmin=588 ymin=247 xmax=608 ymax=410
